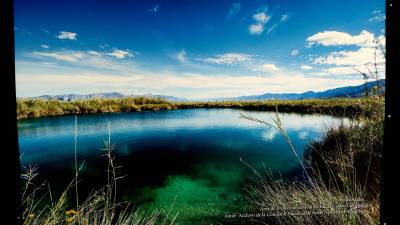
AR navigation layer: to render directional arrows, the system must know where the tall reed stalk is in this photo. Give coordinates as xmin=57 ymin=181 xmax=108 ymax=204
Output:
xmin=74 ymin=115 xmax=79 ymax=211
xmin=240 ymin=100 xmax=313 ymax=185
xmin=20 ymin=121 xmax=177 ymax=225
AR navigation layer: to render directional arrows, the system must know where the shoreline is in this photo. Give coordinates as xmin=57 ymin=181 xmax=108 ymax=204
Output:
xmin=16 ymin=97 xmax=370 ymax=120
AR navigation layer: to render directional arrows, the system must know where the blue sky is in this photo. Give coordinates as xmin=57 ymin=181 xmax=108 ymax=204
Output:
xmin=14 ymin=0 xmax=385 ymax=99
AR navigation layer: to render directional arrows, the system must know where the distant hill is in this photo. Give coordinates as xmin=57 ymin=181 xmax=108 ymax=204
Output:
xmin=34 ymin=92 xmax=125 ymax=101
xmin=215 ymin=79 xmax=385 ymax=101
xmin=32 ymin=92 xmax=188 ymax=102
xmin=29 ymin=79 xmax=384 ymax=102
xmin=133 ymin=94 xmax=188 ymax=102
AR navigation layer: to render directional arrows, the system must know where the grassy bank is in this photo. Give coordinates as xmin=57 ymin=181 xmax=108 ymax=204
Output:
xmin=17 ymin=97 xmax=369 ymax=119
xmin=304 ymin=95 xmax=384 ymax=200
xmin=240 ymin=95 xmax=383 ymax=224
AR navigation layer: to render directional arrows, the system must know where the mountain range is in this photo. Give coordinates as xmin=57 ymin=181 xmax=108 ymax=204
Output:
xmin=31 ymin=79 xmax=384 ymax=102
xmin=33 ymin=92 xmax=187 ymax=102
xmin=216 ymin=79 xmax=385 ymax=101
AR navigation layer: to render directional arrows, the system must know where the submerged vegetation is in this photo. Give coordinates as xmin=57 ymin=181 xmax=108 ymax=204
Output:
xmin=16 ymin=97 xmax=370 ymax=119
xmin=21 ymin=122 xmax=177 ymax=225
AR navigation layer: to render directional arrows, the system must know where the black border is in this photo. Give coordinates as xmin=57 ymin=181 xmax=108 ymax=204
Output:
xmin=381 ymin=0 xmax=398 ymax=224
xmin=1 ymin=0 xmax=22 ymax=224
xmin=1 ymin=0 xmax=398 ymax=224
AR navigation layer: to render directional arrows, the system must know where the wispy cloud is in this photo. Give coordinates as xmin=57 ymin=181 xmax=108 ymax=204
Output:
xmin=176 ymin=49 xmax=187 ymax=63
xmin=291 ymin=49 xmax=299 ymax=56
xmin=300 ymin=65 xmax=313 ymax=70
xmin=41 ymin=29 xmax=50 ymax=34
xmin=227 ymin=3 xmax=241 ymax=17
xmin=281 ymin=14 xmax=289 ymax=22
xmin=40 ymin=44 xmax=50 ymax=49
xmin=197 ymin=53 xmax=254 ymax=66
xmin=56 ymin=31 xmax=77 ymax=40
xmin=369 ymin=10 xmax=385 ymax=22
xmin=267 ymin=24 xmax=278 ymax=34
xmin=99 ymin=44 xmax=109 ymax=49
xmin=108 ymin=49 xmax=134 ymax=59
xmin=148 ymin=4 xmax=159 ymax=13
xmin=14 ymin=27 xmax=32 ymax=35
xmin=30 ymin=49 xmax=136 ymax=71
xmin=33 ymin=51 xmax=83 ymax=62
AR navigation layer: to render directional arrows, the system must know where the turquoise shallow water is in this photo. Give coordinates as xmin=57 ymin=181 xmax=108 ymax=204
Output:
xmin=18 ymin=108 xmax=346 ymax=224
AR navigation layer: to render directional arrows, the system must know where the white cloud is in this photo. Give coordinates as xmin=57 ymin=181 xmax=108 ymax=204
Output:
xmin=291 ymin=49 xmax=299 ymax=56
xmin=253 ymin=63 xmax=280 ymax=73
xmin=228 ymin=3 xmax=241 ymax=17
xmin=322 ymin=65 xmax=385 ymax=77
xmin=281 ymin=14 xmax=289 ymax=22
xmin=300 ymin=65 xmax=313 ymax=70
xmin=197 ymin=53 xmax=254 ymax=65
xmin=108 ymin=49 xmax=134 ymax=59
xmin=56 ymin=31 xmax=77 ymax=40
xmin=307 ymin=30 xmax=385 ymax=79
xmin=249 ymin=23 xmax=264 ymax=35
xmin=261 ymin=63 xmax=280 ymax=72
xmin=176 ymin=49 xmax=187 ymax=63
xmin=377 ymin=34 xmax=386 ymax=46
xmin=88 ymin=50 xmax=100 ymax=56
xmin=249 ymin=11 xmax=271 ymax=35
xmin=253 ymin=12 xmax=270 ymax=23
xmin=40 ymin=44 xmax=50 ymax=49
xmin=312 ymin=47 xmax=385 ymax=66
xmin=306 ymin=30 xmax=376 ymax=47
